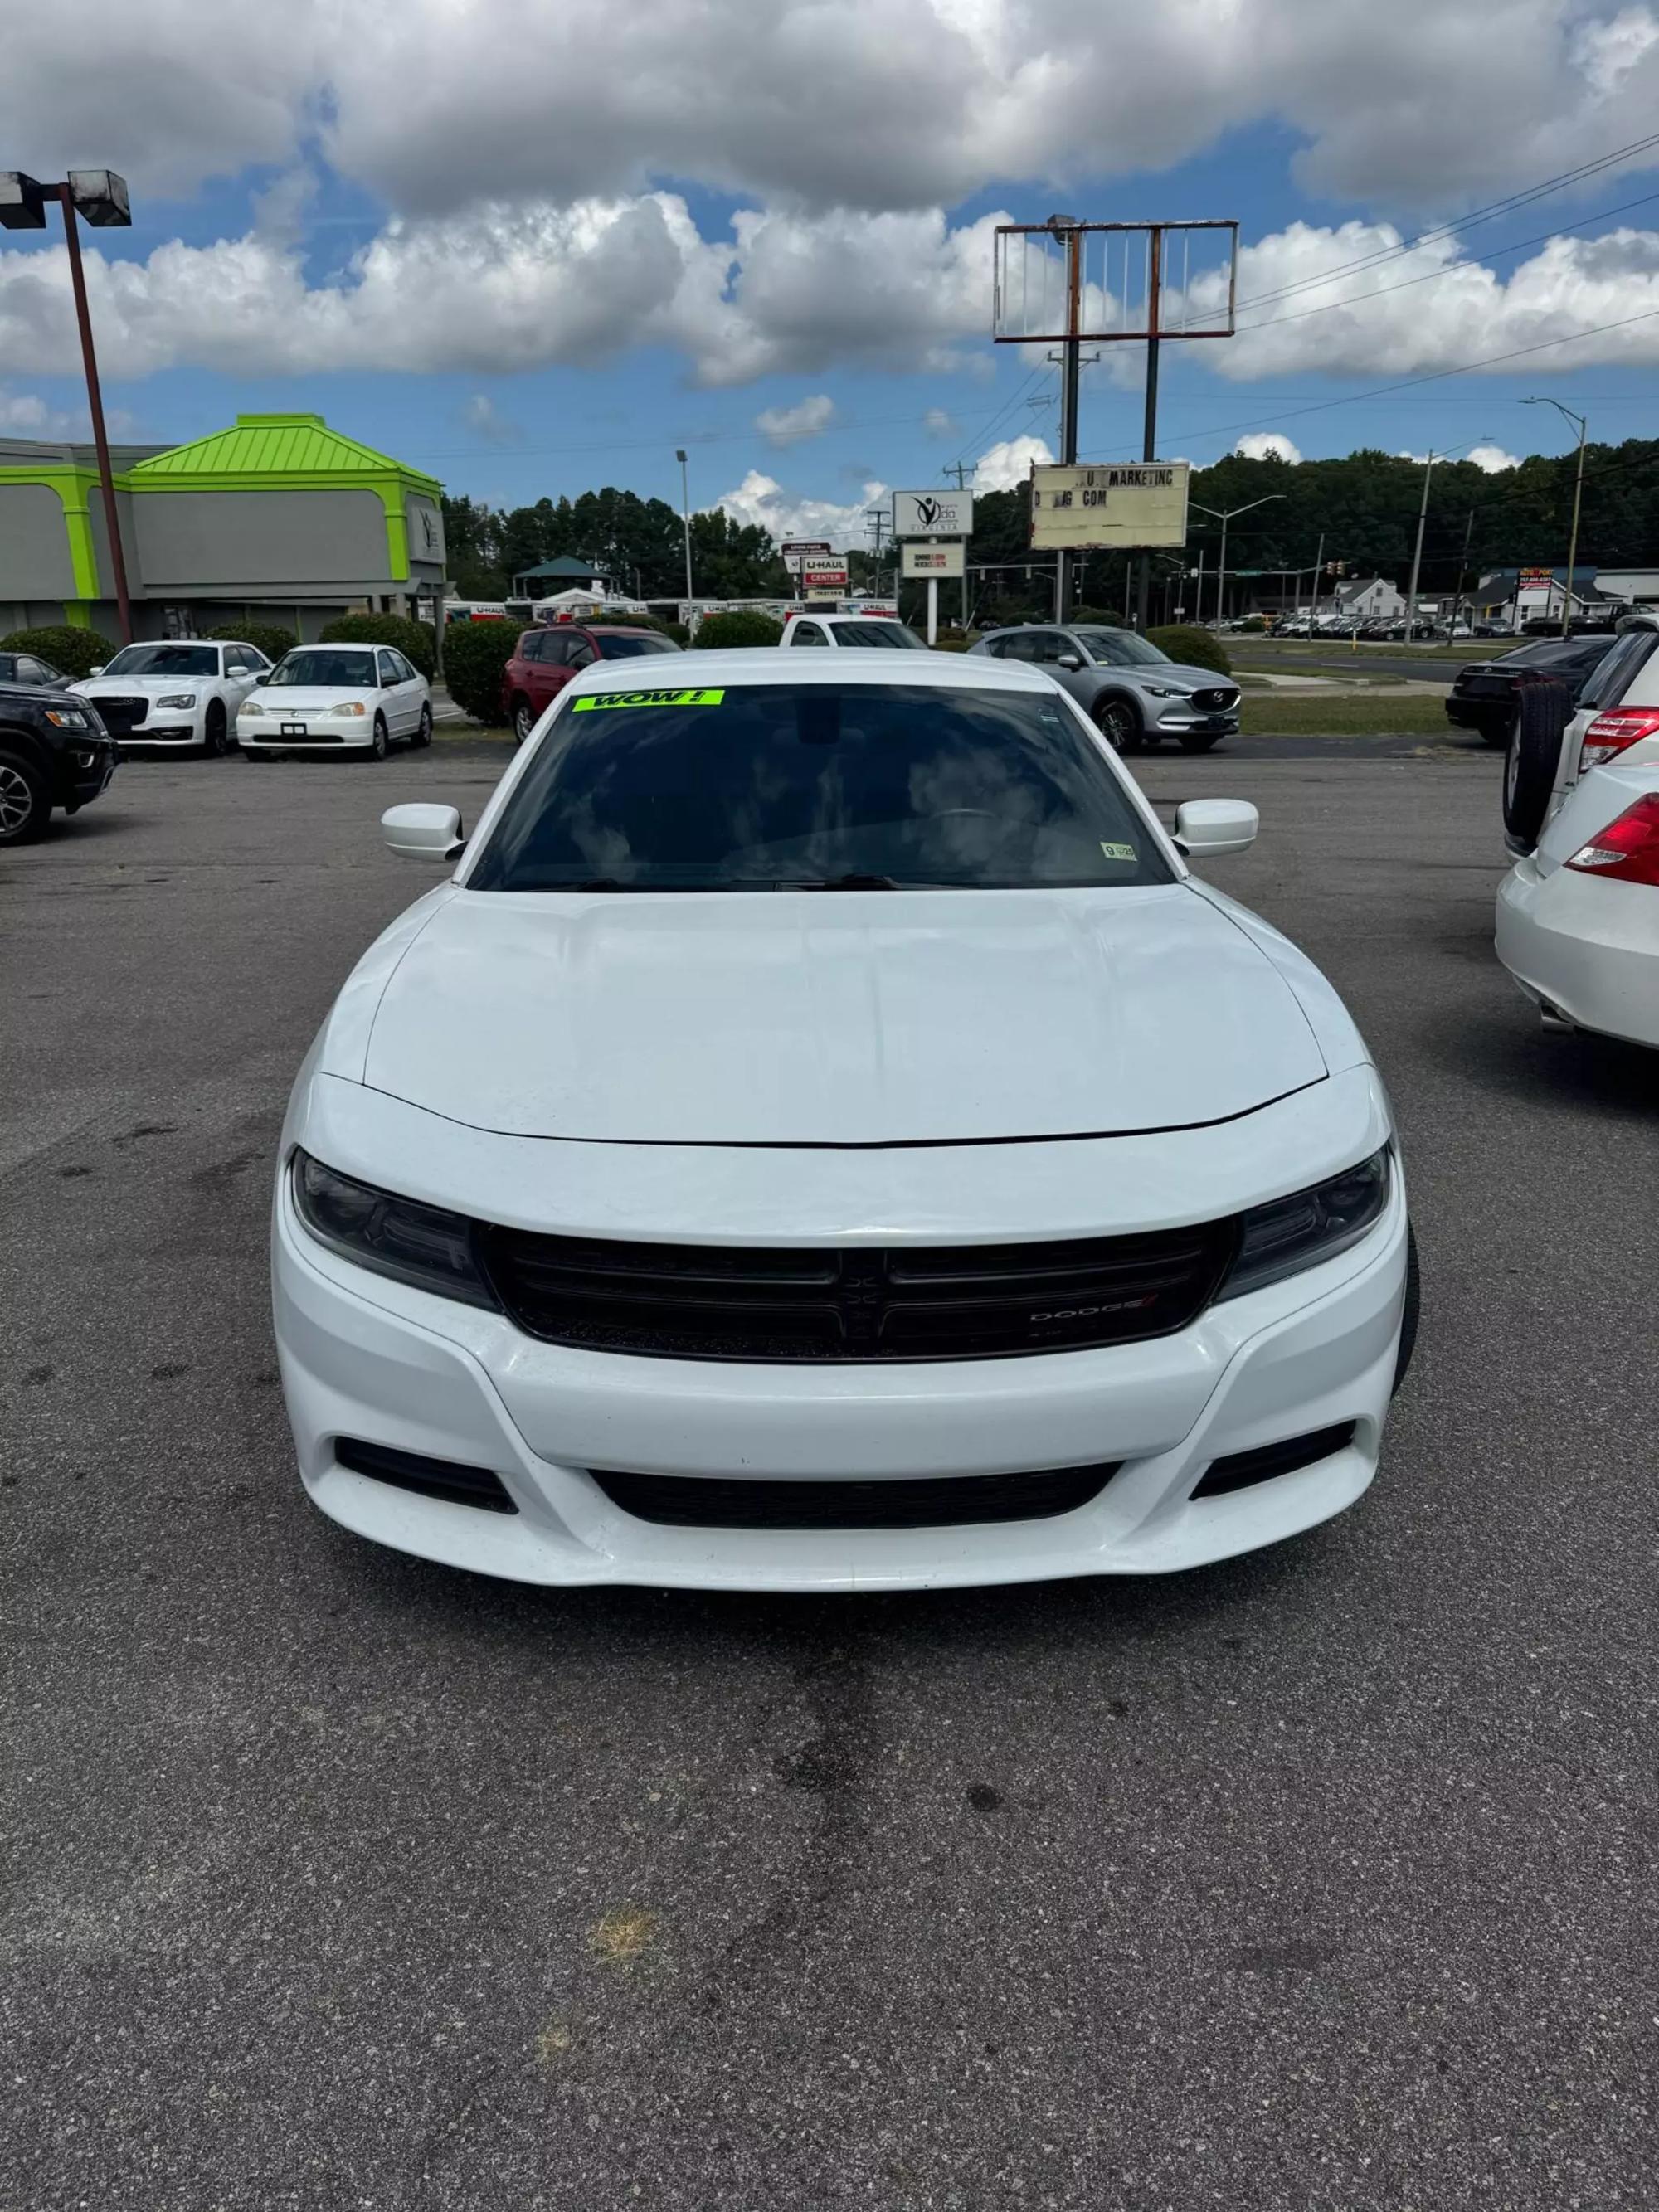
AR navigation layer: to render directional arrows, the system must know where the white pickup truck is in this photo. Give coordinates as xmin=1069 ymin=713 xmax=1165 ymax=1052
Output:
xmin=778 ymin=611 xmax=929 ymax=649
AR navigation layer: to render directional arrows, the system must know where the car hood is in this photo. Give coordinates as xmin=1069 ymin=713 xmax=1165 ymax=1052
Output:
xmin=1125 ymin=661 xmax=1236 ymax=692
xmin=355 ymin=883 xmax=1327 ymax=1145
xmin=74 ymin=672 xmax=216 ymax=693
xmin=244 ymin=686 xmax=371 ymax=710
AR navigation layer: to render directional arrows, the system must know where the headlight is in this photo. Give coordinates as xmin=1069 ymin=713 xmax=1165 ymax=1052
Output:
xmin=43 ymin=707 xmax=90 ymax=729
xmin=291 ymin=1150 xmax=497 ymax=1309
xmin=1144 ymin=684 xmax=1190 ymax=699
xmin=1219 ymin=1148 xmax=1392 ymax=1300
xmin=239 ymin=702 xmax=264 ymax=716
xmin=156 ymin=693 xmax=197 ymax=709
xmin=329 ymin=701 xmax=368 ymax=717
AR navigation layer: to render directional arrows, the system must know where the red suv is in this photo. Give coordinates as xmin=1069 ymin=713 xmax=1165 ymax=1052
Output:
xmin=503 ymin=625 xmax=683 ymax=742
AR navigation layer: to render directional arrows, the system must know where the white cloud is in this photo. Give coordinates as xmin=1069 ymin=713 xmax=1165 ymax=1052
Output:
xmin=0 ymin=386 xmax=80 ymax=437
xmin=755 ymin=393 xmax=836 ymax=446
xmin=1234 ymin=432 xmax=1303 ymax=464
xmin=975 ymin=434 xmax=1053 ymax=492
xmin=717 ymin=467 xmax=887 ymax=552
xmin=7 ymin=1 xmax=1657 ymax=217
xmin=462 ymin=393 xmax=523 ymax=445
xmin=923 ymin=407 xmax=956 ymax=436
xmin=1467 ymin=442 xmax=1520 ymax=471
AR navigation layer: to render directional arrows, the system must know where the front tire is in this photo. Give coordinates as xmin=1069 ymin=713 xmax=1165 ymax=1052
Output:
xmin=0 ymin=748 xmax=50 ymax=844
xmin=412 ymin=703 xmax=432 ymax=750
xmin=1094 ymin=696 xmax=1142 ymax=754
xmin=368 ymin=713 xmax=389 ymax=761
xmin=511 ymin=696 xmax=535 ymax=746
xmin=202 ymin=700 xmax=228 ymax=757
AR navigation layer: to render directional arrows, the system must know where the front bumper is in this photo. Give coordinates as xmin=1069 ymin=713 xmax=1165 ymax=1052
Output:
xmin=1152 ymin=699 xmax=1239 ymax=735
xmin=272 ymin=1163 xmax=1409 ymax=1593
xmin=50 ymin=736 xmax=118 ymax=811
xmin=1496 ymin=856 xmax=1659 ymax=1048
xmin=238 ymin=714 xmax=376 ymax=750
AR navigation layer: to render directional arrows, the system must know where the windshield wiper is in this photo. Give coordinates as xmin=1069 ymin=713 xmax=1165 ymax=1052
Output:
xmin=781 ymin=872 xmax=902 ymax=891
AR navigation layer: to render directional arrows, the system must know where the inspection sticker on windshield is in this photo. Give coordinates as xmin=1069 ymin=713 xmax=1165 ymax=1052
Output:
xmin=1100 ymin=840 xmax=1137 ymax=861
xmin=572 ymin=687 xmax=725 ymax=712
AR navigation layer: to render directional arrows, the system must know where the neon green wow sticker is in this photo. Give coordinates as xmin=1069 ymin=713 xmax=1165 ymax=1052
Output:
xmin=1099 ymin=840 xmax=1137 ymax=861
xmin=572 ymin=687 xmax=725 ymax=712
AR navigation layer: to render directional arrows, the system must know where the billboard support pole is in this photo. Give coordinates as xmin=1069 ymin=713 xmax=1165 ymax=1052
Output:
xmin=926 ymin=575 xmax=938 ymax=644
xmin=1136 ymin=226 xmax=1162 ymax=635
xmin=1054 ymin=222 xmax=1082 ymax=624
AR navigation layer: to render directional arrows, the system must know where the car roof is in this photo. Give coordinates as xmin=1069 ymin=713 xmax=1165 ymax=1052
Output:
xmin=564 ymin=647 xmax=1056 ymax=695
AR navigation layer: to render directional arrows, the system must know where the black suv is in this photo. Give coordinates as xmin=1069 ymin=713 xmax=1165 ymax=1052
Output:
xmin=0 ymin=679 xmax=118 ymax=845
xmin=1444 ymin=634 xmax=1617 ymax=749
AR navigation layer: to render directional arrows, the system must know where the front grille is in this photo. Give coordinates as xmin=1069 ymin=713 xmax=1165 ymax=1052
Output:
xmin=589 ymin=1462 xmax=1121 ymax=1529
xmin=96 ymin=694 xmax=148 ymax=730
xmin=1192 ymin=686 xmax=1238 ymax=712
xmin=248 ymin=729 xmax=345 ymax=743
xmin=480 ymin=1222 xmax=1238 ymax=1363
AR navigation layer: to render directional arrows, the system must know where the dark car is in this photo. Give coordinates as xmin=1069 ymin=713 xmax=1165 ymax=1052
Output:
xmin=0 ymin=678 xmax=118 ymax=844
xmin=1444 ymin=634 xmax=1618 ymax=749
xmin=0 ymin=650 xmax=72 ymax=690
xmin=502 ymin=623 xmax=683 ymax=745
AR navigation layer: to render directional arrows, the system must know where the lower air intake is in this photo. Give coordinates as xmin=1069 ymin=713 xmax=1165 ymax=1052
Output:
xmin=1190 ymin=1421 xmax=1356 ymax=1500
xmin=588 ymin=1461 xmax=1120 ymax=1530
xmin=334 ymin=1437 xmax=518 ymax=1514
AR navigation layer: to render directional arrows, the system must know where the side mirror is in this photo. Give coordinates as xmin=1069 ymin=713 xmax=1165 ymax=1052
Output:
xmin=1056 ymin=652 xmax=1082 ymax=671
xmin=382 ymin=803 xmax=464 ymax=861
xmin=89 ymin=664 xmax=105 ymax=676
xmin=1174 ymin=798 xmax=1258 ymax=859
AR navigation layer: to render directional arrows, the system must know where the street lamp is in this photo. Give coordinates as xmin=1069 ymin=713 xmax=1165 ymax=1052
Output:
xmin=1 ymin=169 xmax=134 ymax=642
xmin=1190 ymin=494 xmax=1284 ymax=625
xmin=1402 ymin=436 xmax=1491 ymax=644
xmin=1522 ymin=397 xmax=1589 ymax=639
xmin=674 ymin=448 xmax=694 ymax=607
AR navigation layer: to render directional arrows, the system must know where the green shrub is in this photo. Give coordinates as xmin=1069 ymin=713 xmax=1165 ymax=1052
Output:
xmin=584 ymin=611 xmax=669 ymax=633
xmin=319 ymin=610 xmax=437 ymax=679
xmin=690 ymin=610 xmax=784 ymax=649
xmin=441 ymin=619 xmax=521 ymax=724
xmin=660 ymin=620 xmax=691 ymax=647
xmin=1068 ymin=605 xmax=1120 ymax=627
xmin=208 ymin=620 xmax=297 ymax=663
xmin=0 ymin=624 xmax=115 ymax=678
xmin=1147 ymin=624 xmax=1231 ymax=675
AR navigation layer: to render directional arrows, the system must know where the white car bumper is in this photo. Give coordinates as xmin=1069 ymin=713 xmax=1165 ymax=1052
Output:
xmin=237 ymin=713 xmax=377 ymax=750
xmin=1496 ymin=856 xmax=1659 ymax=1049
xmin=80 ymin=695 xmax=209 ymax=744
xmin=272 ymin=1164 xmax=1409 ymax=1594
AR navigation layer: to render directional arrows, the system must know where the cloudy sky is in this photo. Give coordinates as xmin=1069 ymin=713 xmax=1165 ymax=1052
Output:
xmin=6 ymin=0 xmax=1659 ymax=547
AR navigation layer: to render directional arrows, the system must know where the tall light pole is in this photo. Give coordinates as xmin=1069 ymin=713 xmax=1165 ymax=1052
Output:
xmin=1522 ymin=397 xmax=1588 ymax=639
xmin=674 ymin=447 xmax=694 ymax=608
xmin=1191 ymin=494 xmax=1283 ymax=625
xmin=1403 ymin=437 xmax=1491 ymax=642
xmin=1 ymin=168 xmax=134 ymax=642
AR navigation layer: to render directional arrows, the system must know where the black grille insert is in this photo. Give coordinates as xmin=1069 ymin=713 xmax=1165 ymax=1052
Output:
xmin=481 ymin=1221 xmax=1237 ymax=1364
xmin=590 ymin=1462 xmax=1120 ymax=1529
xmin=95 ymin=694 xmax=149 ymax=731
xmin=1190 ymin=1420 xmax=1356 ymax=1500
xmin=1192 ymin=686 xmax=1238 ymax=712
xmin=335 ymin=1436 xmax=518 ymax=1513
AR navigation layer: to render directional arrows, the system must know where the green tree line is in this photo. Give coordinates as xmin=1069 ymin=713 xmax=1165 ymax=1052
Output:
xmin=443 ymin=488 xmax=791 ymax=601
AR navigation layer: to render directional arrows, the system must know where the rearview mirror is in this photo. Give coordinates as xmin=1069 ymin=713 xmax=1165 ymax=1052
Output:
xmin=1056 ymin=652 xmax=1082 ymax=671
xmin=382 ymin=803 xmax=464 ymax=861
xmin=1174 ymin=798 xmax=1258 ymax=859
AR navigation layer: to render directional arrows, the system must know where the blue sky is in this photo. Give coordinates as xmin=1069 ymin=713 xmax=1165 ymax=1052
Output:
xmin=5 ymin=2 xmax=1659 ymax=542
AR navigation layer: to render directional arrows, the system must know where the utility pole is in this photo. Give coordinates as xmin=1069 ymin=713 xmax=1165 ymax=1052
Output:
xmin=1193 ymin=495 xmax=1284 ymax=628
xmin=1523 ymin=398 xmax=1588 ymax=639
xmin=1309 ymin=532 xmax=1325 ymax=631
xmin=1403 ymin=451 xmax=1435 ymax=644
xmin=1451 ymin=507 xmax=1475 ymax=634
xmin=674 ymin=449 xmax=694 ymax=609
xmin=1136 ymin=226 xmax=1162 ymax=634
xmin=946 ymin=461 xmax=973 ymax=625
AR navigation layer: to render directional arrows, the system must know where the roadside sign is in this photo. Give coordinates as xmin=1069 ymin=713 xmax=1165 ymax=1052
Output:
xmin=781 ymin=539 xmax=833 ymax=573
xmin=892 ymin=489 xmax=975 ymax=540
xmin=802 ymin=564 xmax=849 ymax=591
xmin=1518 ymin=566 xmax=1554 ymax=587
xmin=1029 ymin=462 xmax=1190 ymax=550
xmin=901 ymin=541 xmax=965 ymax=577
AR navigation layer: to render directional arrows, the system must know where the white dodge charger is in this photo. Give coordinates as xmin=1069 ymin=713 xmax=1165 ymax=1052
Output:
xmin=272 ymin=651 xmax=1415 ymax=1592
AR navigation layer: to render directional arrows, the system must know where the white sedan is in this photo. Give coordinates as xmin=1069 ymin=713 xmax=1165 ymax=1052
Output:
xmin=72 ymin=639 xmax=271 ymax=754
xmin=271 ymin=651 xmax=1414 ymax=1592
xmin=236 ymin=643 xmax=431 ymax=759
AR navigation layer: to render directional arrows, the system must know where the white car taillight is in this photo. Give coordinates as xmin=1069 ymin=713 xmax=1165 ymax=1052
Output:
xmin=1579 ymin=707 xmax=1659 ymax=772
xmin=1565 ymin=795 xmax=1659 ymax=886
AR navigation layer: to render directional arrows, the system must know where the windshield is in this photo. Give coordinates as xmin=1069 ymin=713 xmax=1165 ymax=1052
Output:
xmin=266 ymin=650 xmax=378 ymax=688
xmin=468 ymin=682 xmax=1172 ymax=892
xmin=102 ymin=644 xmax=218 ymax=677
xmin=1501 ymin=639 xmax=1606 ymax=670
xmin=1072 ymin=629 xmax=1171 ymax=668
xmin=831 ymin=620 xmax=926 ymax=649
xmin=593 ymin=634 xmax=681 ymax=659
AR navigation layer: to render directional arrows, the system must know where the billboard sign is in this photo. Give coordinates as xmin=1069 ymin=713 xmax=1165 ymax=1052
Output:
xmin=781 ymin=538 xmax=833 ymax=571
xmin=802 ymin=564 xmax=849 ymax=591
xmin=892 ymin=489 xmax=974 ymax=540
xmin=1517 ymin=566 xmax=1555 ymax=588
xmin=1029 ymin=462 xmax=1190 ymax=550
xmin=901 ymin=541 xmax=966 ymax=577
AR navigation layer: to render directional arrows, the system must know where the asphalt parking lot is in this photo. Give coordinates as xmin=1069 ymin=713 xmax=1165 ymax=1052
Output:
xmin=5 ymin=737 xmax=1657 ymax=2211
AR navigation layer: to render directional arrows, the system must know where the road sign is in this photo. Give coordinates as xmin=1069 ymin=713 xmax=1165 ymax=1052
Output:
xmin=892 ymin=489 xmax=974 ymax=539
xmin=901 ymin=541 xmax=965 ymax=577
xmin=1029 ymin=461 xmax=1190 ymax=550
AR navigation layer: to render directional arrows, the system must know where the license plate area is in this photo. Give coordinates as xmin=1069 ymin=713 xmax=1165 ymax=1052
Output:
xmin=280 ymin=722 xmax=309 ymax=737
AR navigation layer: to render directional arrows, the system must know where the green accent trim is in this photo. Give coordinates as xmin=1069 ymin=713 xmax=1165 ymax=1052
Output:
xmin=384 ymin=496 xmax=409 ymax=582
xmin=0 ymin=464 xmax=104 ymax=597
xmin=127 ymin=411 xmax=440 ymax=493
xmin=63 ymin=602 xmax=91 ymax=629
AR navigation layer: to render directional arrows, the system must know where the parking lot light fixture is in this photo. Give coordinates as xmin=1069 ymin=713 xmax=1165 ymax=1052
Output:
xmin=675 ymin=449 xmax=694 ymax=606
xmin=1523 ymin=398 xmax=1589 ymax=639
xmin=0 ymin=166 xmax=134 ymax=641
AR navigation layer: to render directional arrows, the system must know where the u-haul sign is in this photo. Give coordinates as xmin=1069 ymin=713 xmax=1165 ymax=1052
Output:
xmin=1029 ymin=462 xmax=1190 ymax=550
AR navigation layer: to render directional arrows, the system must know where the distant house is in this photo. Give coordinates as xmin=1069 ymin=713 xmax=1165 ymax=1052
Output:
xmin=510 ymin=552 xmax=612 ymax=597
xmin=1475 ymin=566 xmax=1609 ymax=629
xmin=1332 ymin=576 xmax=1403 ymax=622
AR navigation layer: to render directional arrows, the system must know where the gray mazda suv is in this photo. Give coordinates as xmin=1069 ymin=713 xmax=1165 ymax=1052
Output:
xmin=967 ymin=624 xmax=1240 ymax=752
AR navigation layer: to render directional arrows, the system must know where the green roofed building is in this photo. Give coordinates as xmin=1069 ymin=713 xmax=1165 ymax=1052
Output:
xmin=0 ymin=412 xmax=445 ymax=641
